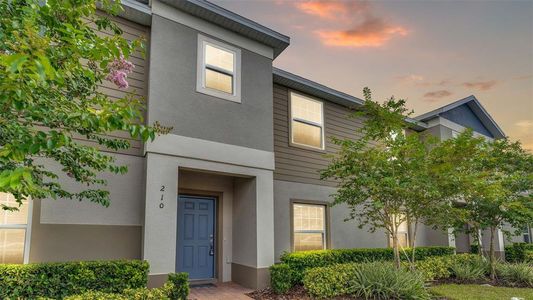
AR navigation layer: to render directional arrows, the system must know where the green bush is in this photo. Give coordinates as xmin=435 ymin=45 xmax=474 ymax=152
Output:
xmin=303 ymin=262 xmax=430 ymax=299
xmin=64 ymin=272 xmax=189 ymax=300
xmin=526 ymin=250 xmax=533 ymax=263
xmin=412 ymin=254 xmax=488 ymax=281
xmin=449 ymin=256 xmax=489 ymax=281
xmin=280 ymin=246 xmax=454 ymax=284
xmin=496 ymin=263 xmax=533 ymax=287
xmin=505 ymin=243 xmax=533 ymax=263
xmin=269 ymin=263 xmax=295 ymax=294
xmin=167 ymin=272 xmax=189 ymax=300
xmin=412 ymin=256 xmax=451 ymax=281
xmin=0 ymin=260 xmax=149 ymax=299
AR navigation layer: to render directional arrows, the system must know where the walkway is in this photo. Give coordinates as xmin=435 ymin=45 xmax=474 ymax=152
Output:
xmin=189 ymin=282 xmax=253 ymax=300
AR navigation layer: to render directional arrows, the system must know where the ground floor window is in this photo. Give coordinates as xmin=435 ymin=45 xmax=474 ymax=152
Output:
xmin=292 ymin=203 xmax=327 ymax=251
xmin=0 ymin=193 xmax=31 ymax=264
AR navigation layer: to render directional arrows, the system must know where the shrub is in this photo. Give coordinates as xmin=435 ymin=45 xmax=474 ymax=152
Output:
xmin=496 ymin=263 xmax=533 ymax=287
xmin=449 ymin=256 xmax=489 ymax=281
xmin=526 ymin=250 xmax=533 ymax=263
xmin=64 ymin=272 xmax=189 ymax=300
xmin=505 ymin=243 xmax=533 ymax=263
xmin=0 ymin=260 xmax=149 ymax=299
xmin=280 ymin=246 xmax=454 ymax=284
xmin=303 ymin=262 xmax=430 ymax=299
xmin=269 ymin=264 xmax=295 ymax=294
xmin=167 ymin=272 xmax=189 ymax=300
xmin=412 ymin=254 xmax=487 ymax=281
xmin=412 ymin=256 xmax=451 ymax=281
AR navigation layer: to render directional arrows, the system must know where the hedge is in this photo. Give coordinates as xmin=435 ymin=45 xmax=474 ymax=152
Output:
xmin=505 ymin=243 xmax=533 ymax=263
xmin=0 ymin=260 xmax=149 ymax=299
xmin=270 ymin=246 xmax=454 ymax=293
xmin=64 ymin=272 xmax=190 ymax=300
xmin=302 ymin=261 xmax=429 ymax=299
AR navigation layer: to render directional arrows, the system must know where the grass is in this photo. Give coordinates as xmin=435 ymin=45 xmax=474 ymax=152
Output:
xmin=430 ymin=284 xmax=533 ymax=300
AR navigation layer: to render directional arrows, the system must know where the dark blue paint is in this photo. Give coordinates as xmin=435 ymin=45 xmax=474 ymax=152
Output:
xmin=441 ymin=104 xmax=493 ymax=137
xmin=177 ymin=195 xmax=215 ymax=279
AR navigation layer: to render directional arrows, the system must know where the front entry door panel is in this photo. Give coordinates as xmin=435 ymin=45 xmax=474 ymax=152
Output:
xmin=177 ymin=196 xmax=215 ymax=280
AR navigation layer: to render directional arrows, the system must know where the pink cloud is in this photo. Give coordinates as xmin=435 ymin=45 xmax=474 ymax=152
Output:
xmin=316 ymin=17 xmax=408 ymax=47
xmin=293 ymin=0 xmax=408 ymax=48
xmin=462 ymin=80 xmax=498 ymax=91
xmin=423 ymin=90 xmax=452 ymax=102
xmin=294 ymin=1 xmax=369 ymax=21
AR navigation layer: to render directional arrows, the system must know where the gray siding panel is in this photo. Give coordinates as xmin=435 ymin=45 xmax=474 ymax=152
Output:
xmin=273 ymin=84 xmax=366 ymax=186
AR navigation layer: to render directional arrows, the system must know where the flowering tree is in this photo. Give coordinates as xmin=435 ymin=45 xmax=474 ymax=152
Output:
xmin=0 ymin=0 xmax=169 ymax=211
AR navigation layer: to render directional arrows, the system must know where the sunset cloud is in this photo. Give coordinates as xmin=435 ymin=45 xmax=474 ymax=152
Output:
xmin=293 ymin=0 xmax=408 ymax=48
xmin=423 ymin=90 xmax=452 ymax=101
xmin=316 ymin=17 xmax=408 ymax=47
xmin=515 ymin=120 xmax=533 ymax=129
xmin=295 ymin=1 xmax=369 ymax=20
xmin=462 ymin=80 xmax=498 ymax=91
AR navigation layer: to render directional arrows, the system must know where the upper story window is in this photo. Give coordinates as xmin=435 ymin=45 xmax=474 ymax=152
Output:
xmin=197 ymin=35 xmax=241 ymax=103
xmin=290 ymin=92 xmax=325 ymax=150
xmin=0 ymin=193 xmax=31 ymax=264
xmin=523 ymin=226 xmax=531 ymax=243
xmin=293 ymin=203 xmax=327 ymax=251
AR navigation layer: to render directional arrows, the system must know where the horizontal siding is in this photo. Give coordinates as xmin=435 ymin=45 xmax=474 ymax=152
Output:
xmin=76 ymin=15 xmax=149 ymax=156
xmin=273 ymin=84 xmax=367 ymax=186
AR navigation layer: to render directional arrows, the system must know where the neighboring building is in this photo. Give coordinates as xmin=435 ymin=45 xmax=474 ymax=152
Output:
xmin=0 ymin=0 xmax=527 ymax=290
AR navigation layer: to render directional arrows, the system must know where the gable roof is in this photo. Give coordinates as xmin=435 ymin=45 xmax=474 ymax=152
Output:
xmin=160 ymin=0 xmax=290 ymax=58
xmin=415 ymin=95 xmax=505 ymax=139
xmin=273 ymin=68 xmax=427 ymax=131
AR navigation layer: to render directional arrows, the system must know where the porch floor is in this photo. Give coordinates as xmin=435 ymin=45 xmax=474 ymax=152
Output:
xmin=189 ymin=282 xmax=253 ymax=300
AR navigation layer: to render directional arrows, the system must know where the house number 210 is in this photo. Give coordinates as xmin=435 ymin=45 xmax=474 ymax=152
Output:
xmin=159 ymin=185 xmax=165 ymax=209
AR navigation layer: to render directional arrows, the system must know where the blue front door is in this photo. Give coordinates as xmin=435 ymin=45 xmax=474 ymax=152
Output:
xmin=176 ymin=195 xmax=215 ymax=280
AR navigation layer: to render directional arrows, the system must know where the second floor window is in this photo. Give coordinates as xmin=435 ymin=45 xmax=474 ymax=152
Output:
xmin=290 ymin=92 xmax=325 ymax=150
xmin=197 ymin=35 xmax=241 ymax=103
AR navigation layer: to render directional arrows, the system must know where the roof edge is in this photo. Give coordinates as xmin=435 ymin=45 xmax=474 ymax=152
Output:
xmin=414 ymin=95 xmax=505 ymax=138
xmin=160 ymin=0 xmax=290 ymax=58
xmin=273 ymin=68 xmax=428 ymax=131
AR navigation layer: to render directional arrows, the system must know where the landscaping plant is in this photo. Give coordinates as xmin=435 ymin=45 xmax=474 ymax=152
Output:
xmin=321 ymin=88 xmax=457 ymax=269
xmin=303 ymin=261 xmax=430 ymax=299
xmin=0 ymin=0 xmax=170 ymax=211
xmin=440 ymin=131 xmax=533 ymax=279
xmin=496 ymin=262 xmax=533 ymax=287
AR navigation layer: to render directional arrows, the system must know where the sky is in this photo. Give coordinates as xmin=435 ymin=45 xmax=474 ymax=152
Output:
xmin=211 ymin=0 xmax=533 ymax=150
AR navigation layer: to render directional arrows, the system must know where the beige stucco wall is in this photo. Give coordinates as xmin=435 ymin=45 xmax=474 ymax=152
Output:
xmin=29 ymin=199 xmax=141 ymax=263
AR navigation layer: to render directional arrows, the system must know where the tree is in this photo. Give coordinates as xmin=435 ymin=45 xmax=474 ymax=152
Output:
xmin=0 ymin=0 xmax=169 ymax=211
xmin=321 ymin=88 xmax=453 ymax=268
xmin=445 ymin=131 xmax=533 ymax=279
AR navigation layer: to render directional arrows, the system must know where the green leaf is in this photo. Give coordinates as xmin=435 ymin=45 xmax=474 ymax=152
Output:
xmin=3 ymin=53 xmax=28 ymax=73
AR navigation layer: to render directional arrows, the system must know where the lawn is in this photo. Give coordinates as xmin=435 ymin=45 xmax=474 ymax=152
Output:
xmin=430 ymin=284 xmax=533 ymax=300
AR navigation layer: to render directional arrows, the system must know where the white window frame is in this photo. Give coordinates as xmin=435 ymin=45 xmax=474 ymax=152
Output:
xmin=292 ymin=202 xmax=327 ymax=252
xmin=0 ymin=197 xmax=32 ymax=264
xmin=196 ymin=34 xmax=241 ymax=103
xmin=289 ymin=91 xmax=325 ymax=151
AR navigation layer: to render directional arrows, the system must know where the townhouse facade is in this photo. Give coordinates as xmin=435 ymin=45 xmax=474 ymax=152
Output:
xmin=1 ymin=0 xmax=529 ymax=290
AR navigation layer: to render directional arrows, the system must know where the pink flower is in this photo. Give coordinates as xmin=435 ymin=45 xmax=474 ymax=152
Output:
xmin=106 ymin=54 xmax=134 ymax=89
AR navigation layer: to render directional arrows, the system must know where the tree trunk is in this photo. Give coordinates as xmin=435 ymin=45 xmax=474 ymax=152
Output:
xmin=392 ymin=230 xmax=401 ymax=269
xmin=489 ymin=226 xmax=496 ymax=281
xmin=410 ymin=220 xmax=418 ymax=268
